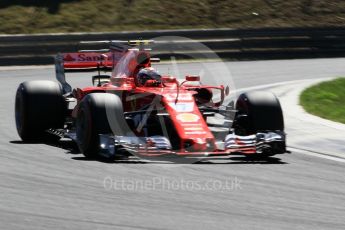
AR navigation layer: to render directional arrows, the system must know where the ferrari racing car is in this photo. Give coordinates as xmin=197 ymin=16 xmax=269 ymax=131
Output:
xmin=15 ymin=40 xmax=286 ymax=162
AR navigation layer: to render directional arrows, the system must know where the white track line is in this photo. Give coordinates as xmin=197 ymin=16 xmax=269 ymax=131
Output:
xmin=0 ymin=65 xmax=54 ymax=71
xmin=288 ymin=147 xmax=345 ymax=163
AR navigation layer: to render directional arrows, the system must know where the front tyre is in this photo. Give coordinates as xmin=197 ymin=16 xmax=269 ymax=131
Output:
xmin=234 ymin=91 xmax=284 ymax=135
xmin=76 ymin=93 xmax=126 ymax=158
xmin=234 ymin=91 xmax=286 ymax=156
xmin=15 ymin=81 xmax=66 ymax=142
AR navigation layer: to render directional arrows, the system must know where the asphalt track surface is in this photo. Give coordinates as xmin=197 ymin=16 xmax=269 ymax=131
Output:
xmin=1 ymin=58 xmax=345 ymax=230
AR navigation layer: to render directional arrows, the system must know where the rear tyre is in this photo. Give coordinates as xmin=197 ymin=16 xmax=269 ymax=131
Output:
xmin=76 ymin=93 xmax=126 ymax=158
xmin=15 ymin=81 xmax=66 ymax=142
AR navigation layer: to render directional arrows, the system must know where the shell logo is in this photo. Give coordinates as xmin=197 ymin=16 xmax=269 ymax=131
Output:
xmin=176 ymin=113 xmax=200 ymax=122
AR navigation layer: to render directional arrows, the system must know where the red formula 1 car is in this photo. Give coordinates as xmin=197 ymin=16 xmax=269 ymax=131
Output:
xmin=15 ymin=40 xmax=286 ymax=162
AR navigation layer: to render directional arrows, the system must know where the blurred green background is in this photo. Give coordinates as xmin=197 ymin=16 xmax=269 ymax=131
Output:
xmin=1 ymin=0 xmax=345 ymax=34
xmin=300 ymin=78 xmax=345 ymax=124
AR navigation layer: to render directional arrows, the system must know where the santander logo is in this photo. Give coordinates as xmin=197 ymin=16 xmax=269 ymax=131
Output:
xmin=63 ymin=53 xmax=114 ymax=62
xmin=63 ymin=54 xmax=76 ymax=62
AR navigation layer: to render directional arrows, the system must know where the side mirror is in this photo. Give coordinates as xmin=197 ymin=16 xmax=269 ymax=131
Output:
xmin=185 ymin=75 xmax=200 ymax=82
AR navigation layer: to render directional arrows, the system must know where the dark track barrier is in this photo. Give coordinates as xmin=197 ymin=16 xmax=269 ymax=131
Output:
xmin=1 ymin=27 xmax=345 ymax=65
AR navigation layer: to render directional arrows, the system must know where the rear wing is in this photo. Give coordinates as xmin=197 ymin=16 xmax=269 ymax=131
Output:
xmin=55 ymin=40 xmax=158 ymax=94
xmin=55 ymin=51 xmax=116 ymax=94
xmin=57 ymin=52 xmax=113 ymax=71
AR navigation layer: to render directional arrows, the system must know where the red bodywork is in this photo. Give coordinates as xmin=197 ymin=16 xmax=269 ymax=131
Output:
xmin=57 ymin=46 xmax=257 ymax=157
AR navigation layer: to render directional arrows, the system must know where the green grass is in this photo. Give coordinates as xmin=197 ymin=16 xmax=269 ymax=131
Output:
xmin=1 ymin=0 xmax=345 ymax=34
xmin=300 ymin=78 xmax=345 ymax=124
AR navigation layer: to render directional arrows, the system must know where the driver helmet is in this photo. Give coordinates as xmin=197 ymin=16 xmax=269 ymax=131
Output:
xmin=136 ymin=67 xmax=162 ymax=86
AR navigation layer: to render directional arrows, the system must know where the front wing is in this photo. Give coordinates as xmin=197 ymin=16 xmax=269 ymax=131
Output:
xmin=98 ymin=131 xmax=286 ymax=159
